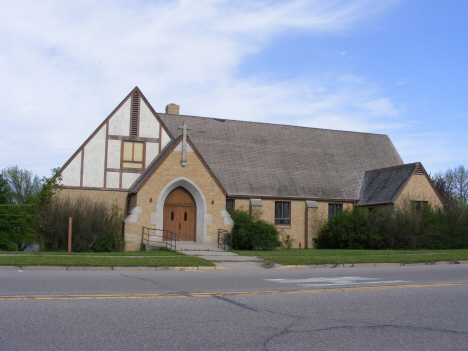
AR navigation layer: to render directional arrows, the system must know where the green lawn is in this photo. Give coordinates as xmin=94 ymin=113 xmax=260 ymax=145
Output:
xmin=233 ymin=249 xmax=468 ymax=265
xmin=0 ymin=251 xmax=213 ymax=267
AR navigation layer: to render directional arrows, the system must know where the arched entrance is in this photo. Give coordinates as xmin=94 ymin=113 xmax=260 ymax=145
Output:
xmin=163 ymin=187 xmax=196 ymax=241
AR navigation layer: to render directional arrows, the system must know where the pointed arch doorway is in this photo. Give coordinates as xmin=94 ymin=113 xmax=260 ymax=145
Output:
xmin=163 ymin=187 xmax=196 ymax=241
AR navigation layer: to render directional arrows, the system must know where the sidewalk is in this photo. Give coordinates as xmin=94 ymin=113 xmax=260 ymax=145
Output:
xmin=176 ymin=242 xmax=270 ymax=269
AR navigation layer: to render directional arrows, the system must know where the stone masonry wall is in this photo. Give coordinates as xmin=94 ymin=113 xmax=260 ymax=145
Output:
xmin=56 ymin=188 xmax=128 ymax=213
xmin=395 ymin=174 xmax=443 ymax=209
xmin=124 ymin=150 xmax=232 ymax=251
xmin=229 ymin=198 xmax=354 ymax=249
xmin=306 ymin=201 xmax=353 ymax=249
xmin=234 ymin=199 xmax=250 ymax=212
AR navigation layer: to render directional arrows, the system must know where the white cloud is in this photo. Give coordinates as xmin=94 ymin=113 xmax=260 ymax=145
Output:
xmin=391 ymin=132 xmax=468 ymax=174
xmin=0 ymin=0 xmax=406 ymax=176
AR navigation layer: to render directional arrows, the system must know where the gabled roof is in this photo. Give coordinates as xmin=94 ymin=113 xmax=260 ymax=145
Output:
xmin=157 ymin=113 xmax=404 ymax=200
xmin=129 ymin=137 xmax=181 ymax=193
xmin=357 ymin=163 xmax=420 ymax=206
xmin=58 ymin=86 xmax=171 ymax=179
xmin=129 ymin=136 xmax=228 ymax=196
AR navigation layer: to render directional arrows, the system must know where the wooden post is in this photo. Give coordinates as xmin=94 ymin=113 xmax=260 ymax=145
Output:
xmin=68 ymin=217 xmax=72 ymax=253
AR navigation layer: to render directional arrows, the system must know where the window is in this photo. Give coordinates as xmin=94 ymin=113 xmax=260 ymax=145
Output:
xmin=328 ymin=203 xmax=343 ymax=219
xmin=122 ymin=141 xmax=144 ymax=169
xmin=226 ymin=199 xmax=235 ymax=211
xmin=275 ymin=201 xmax=290 ymax=225
xmin=412 ymin=201 xmax=428 ymax=212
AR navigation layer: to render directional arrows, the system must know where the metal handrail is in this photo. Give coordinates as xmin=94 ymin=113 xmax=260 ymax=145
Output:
xmin=141 ymin=227 xmax=177 ymax=251
xmin=217 ymin=229 xmax=231 ymax=250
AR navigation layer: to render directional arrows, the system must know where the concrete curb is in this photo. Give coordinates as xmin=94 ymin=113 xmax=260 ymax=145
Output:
xmin=0 ymin=265 xmax=225 ymax=271
xmin=277 ymin=260 xmax=468 ymax=269
xmin=1 ymin=260 xmax=466 ymax=271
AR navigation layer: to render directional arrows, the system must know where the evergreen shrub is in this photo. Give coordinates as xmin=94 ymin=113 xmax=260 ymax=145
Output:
xmin=229 ymin=209 xmax=281 ymax=250
xmin=315 ymin=207 xmax=383 ymax=249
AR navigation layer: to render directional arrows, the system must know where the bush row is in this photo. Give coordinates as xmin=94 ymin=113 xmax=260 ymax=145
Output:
xmin=314 ymin=204 xmax=468 ymax=250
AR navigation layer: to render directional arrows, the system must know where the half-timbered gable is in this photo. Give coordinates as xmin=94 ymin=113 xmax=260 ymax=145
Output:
xmin=59 ymin=87 xmax=172 ymax=191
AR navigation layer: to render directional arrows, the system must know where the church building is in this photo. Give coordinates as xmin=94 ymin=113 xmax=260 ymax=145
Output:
xmin=57 ymin=87 xmax=443 ymax=250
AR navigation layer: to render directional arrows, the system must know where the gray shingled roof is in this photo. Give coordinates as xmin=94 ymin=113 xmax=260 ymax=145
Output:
xmin=357 ymin=163 xmax=419 ymax=206
xmin=154 ymin=113 xmax=403 ymax=200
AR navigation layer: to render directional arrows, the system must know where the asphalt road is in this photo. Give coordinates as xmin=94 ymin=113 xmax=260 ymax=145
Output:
xmin=1 ymin=265 xmax=468 ymax=350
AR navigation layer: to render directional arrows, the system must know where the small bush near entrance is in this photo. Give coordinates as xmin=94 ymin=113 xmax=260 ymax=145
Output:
xmin=37 ymin=196 xmax=123 ymax=252
xmin=229 ymin=209 xmax=281 ymax=250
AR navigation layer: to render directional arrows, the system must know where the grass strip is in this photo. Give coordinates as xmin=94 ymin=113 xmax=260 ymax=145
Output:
xmin=233 ymin=249 xmax=468 ymax=265
xmin=0 ymin=255 xmax=214 ymax=267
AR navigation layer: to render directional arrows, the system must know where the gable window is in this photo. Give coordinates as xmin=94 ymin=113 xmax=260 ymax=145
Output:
xmin=275 ymin=201 xmax=290 ymax=225
xmin=411 ymin=201 xmax=428 ymax=212
xmin=226 ymin=199 xmax=235 ymax=211
xmin=122 ymin=141 xmax=144 ymax=169
xmin=328 ymin=203 xmax=343 ymax=219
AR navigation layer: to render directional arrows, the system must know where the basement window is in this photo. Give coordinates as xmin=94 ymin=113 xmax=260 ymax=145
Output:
xmin=122 ymin=141 xmax=144 ymax=169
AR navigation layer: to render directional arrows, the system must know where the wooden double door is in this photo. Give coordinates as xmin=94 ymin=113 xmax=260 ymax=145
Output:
xmin=163 ymin=187 xmax=196 ymax=241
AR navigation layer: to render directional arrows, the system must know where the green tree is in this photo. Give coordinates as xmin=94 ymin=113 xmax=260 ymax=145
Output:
xmin=1 ymin=166 xmax=42 ymax=204
xmin=0 ymin=167 xmax=62 ymax=251
xmin=0 ymin=174 xmax=14 ymax=250
xmin=431 ymin=173 xmax=455 ymax=207
xmin=433 ymin=165 xmax=468 ymax=206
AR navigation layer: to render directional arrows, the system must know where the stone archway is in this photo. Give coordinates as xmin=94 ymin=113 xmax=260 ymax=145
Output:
xmin=152 ymin=177 xmax=209 ymax=243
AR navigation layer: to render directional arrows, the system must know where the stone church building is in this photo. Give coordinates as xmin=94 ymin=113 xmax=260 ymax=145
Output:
xmin=57 ymin=87 xmax=443 ymax=250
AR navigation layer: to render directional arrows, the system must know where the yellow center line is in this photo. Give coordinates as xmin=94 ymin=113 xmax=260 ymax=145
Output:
xmin=1 ymin=282 xmax=467 ymax=301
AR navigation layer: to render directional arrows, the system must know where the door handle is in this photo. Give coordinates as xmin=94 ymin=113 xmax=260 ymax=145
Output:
xmin=179 ymin=223 xmax=181 ymax=229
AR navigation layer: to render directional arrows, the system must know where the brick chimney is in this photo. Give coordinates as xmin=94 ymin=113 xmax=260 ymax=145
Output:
xmin=166 ymin=103 xmax=180 ymax=115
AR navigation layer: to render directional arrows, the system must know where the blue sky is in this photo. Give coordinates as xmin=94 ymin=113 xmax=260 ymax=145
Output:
xmin=1 ymin=0 xmax=467 ymax=178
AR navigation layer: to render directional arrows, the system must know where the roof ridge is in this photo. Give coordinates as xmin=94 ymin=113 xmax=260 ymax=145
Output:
xmin=364 ymin=162 xmax=419 ymax=174
xmin=158 ymin=113 xmax=389 ymax=136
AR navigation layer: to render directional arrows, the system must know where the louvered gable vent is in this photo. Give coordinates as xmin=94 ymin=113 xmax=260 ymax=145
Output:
xmin=131 ymin=91 xmax=139 ymax=136
xmin=414 ymin=164 xmax=424 ymax=175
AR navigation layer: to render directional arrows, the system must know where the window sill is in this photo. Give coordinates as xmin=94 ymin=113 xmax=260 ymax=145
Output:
xmin=275 ymin=225 xmax=291 ymax=229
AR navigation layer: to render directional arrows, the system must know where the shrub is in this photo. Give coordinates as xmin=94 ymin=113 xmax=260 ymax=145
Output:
xmin=37 ymin=196 xmax=123 ymax=252
xmin=230 ymin=209 xmax=281 ymax=250
xmin=315 ymin=207 xmax=382 ymax=249
xmin=315 ymin=204 xmax=468 ymax=250
xmin=281 ymin=231 xmax=295 ymax=249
